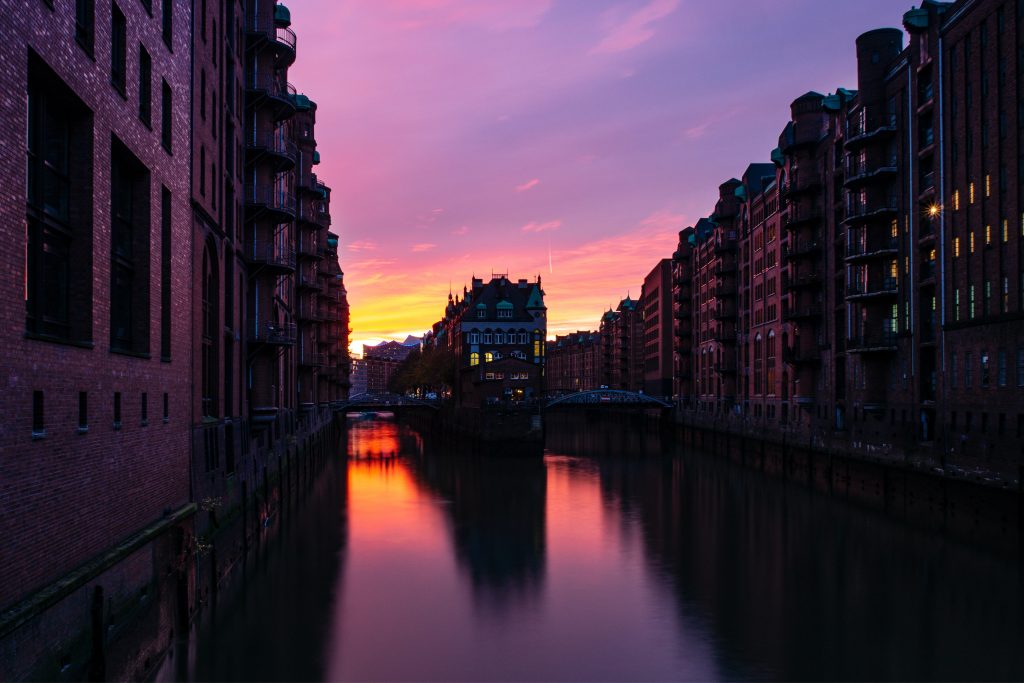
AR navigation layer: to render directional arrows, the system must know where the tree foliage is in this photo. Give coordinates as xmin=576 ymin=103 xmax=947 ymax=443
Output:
xmin=388 ymin=346 xmax=456 ymax=396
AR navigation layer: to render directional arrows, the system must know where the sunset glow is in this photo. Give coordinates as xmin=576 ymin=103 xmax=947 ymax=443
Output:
xmin=288 ymin=0 xmax=904 ymax=351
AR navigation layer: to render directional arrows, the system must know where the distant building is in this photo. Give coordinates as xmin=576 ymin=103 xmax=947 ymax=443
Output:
xmin=350 ymin=358 xmax=368 ymax=396
xmin=599 ymin=296 xmax=644 ymax=391
xmin=363 ymin=338 xmax=419 ymax=393
xmin=641 ymin=259 xmax=674 ymax=397
xmin=425 ymin=275 xmax=546 ymax=405
xmin=546 ymin=331 xmax=602 ymax=393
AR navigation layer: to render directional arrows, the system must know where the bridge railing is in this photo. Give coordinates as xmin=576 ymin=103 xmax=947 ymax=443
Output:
xmin=544 ymin=390 xmax=672 ymax=409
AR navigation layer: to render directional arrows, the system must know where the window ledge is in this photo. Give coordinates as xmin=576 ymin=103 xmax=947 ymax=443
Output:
xmin=24 ymin=331 xmax=94 ymax=349
xmin=110 ymin=348 xmax=152 ymax=360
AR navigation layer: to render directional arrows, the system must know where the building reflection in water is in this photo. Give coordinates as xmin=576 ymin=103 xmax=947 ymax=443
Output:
xmin=548 ymin=413 xmax=1023 ymax=681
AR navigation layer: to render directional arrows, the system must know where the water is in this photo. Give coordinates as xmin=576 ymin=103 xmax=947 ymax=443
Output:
xmin=168 ymin=415 xmax=1023 ymax=681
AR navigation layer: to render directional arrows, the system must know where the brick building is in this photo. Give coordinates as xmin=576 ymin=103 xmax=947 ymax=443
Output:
xmin=598 ymin=295 xmax=645 ymax=391
xmin=0 ymin=1 xmax=349 ymax=678
xmin=425 ymin=275 xmax=547 ymax=404
xmin=0 ymin=0 xmax=194 ymax=678
xmin=546 ymin=331 xmax=602 ymax=394
xmin=668 ymin=0 xmax=1024 ymax=478
xmin=641 ymin=259 xmax=674 ymax=397
xmin=363 ymin=339 xmax=418 ymax=393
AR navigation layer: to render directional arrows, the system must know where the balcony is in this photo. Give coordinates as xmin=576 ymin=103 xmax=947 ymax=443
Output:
xmin=783 ymin=207 xmax=822 ymax=230
xmin=712 ymin=327 xmax=736 ymax=344
xmin=847 ymin=329 xmax=898 ymax=353
xmin=845 ymin=110 xmax=897 ymax=149
xmin=919 ymin=260 xmax=937 ymax=282
xmin=244 ymin=71 xmax=297 ymax=122
xmin=714 ymin=262 xmax=737 ymax=277
xmin=783 ymin=305 xmax=823 ymax=321
xmin=783 ymin=346 xmax=821 ymax=365
xmin=780 ymin=174 xmax=822 ymax=198
xmin=297 ymin=268 xmax=322 ymax=291
xmin=298 ymin=350 xmax=325 ymax=367
xmin=297 ymin=299 xmax=325 ymax=322
xmin=783 ymin=271 xmax=823 ymax=291
xmin=249 ymin=320 xmax=296 ymax=346
xmin=844 ymin=235 xmax=899 ymax=262
xmin=297 ymin=235 xmax=318 ymax=259
xmin=782 ymin=240 xmax=821 ymax=261
xmin=843 ymin=199 xmax=899 ymax=225
xmin=712 ymin=303 xmax=736 ymax=320
xmin=245 ymin=184 xmax=296 ymax=222
xmin=713 ymin=240 xmax=736 ymax=254
xmin=245 ymin=130 xmax=297 ymax=172
xmin=244 ymin=241 xmax=295 ymax=274
xmin=844 ymin=158 xmax=899 ymax=188
xmin=245 ymin=11 xmax=297 ymax=67
xmin=846 ymin=276 xmax=898 ymax=300
xmin=716 ymin=280 xmax=738 ymax=297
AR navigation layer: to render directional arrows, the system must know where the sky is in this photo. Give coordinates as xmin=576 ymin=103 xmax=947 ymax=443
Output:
xmin=288 ymin=0 xmax=908 ymax=354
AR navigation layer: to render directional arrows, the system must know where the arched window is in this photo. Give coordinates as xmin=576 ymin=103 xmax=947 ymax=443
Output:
xmin=470 ymin=352 xmax=479 ymax=366
xmin=484 ymin=351 xmax=494 ymax=363
xmin=766 ymin=331 xmax=776 ymax=395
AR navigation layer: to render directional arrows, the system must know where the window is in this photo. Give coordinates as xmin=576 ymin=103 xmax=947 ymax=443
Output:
xmin=468 ymin=332 xmax=479 ymax=344
xmin=201 ymin=241 xmax=218 ymax=417
xmin=76 ymin=0 xmax=94 ymax=54
xmin=113 ymin=391 xmax=122 ymax=429
xmin=477 ymin=308 xmax=486 ymax=319
xmin=1017 ymin=347 xmax=1024 ymax=387
xmin=141 ymin=392 xmax=148 ymax=425
xmin=952 ymin=190 xmax=960 ymax=210
xmin=519 ymin=332 xmax=527 ymax=344
xmin=162 ymin=0 xmax=172 ymax=48
xmin=110 ymin=139 xmax=151 ymax=355
xmin=26 ymin=56 xmax=93 ymax=343
xmin=161 ymin=80 xmax=172 ymax=152
xmin=954 ymin=237 xmax=960 ymax=257
xmin=484 ymin=351 xmax=494 ymax=363
xmin=111 ymin=4 xmax=126 ymax=95
xmin=163 ymin=392 xmax=169 ymax=422
xmin=497 ymin=307 xmax=512 ymax=318
xmin=985 ymin=280 xmax=992 ymax=315
xmin=32 ymin=391 xmax=45 ymax=439
xmin=495 ymin=332 xmax=504 ymax=344
xmin=200 ymin=69 xmax=206 ymax=120
xmin=1003 ymin=277 xmax=1010 ymax=312
xmin=998 ymin=350 xmax=1007 ymax=387
xmin=985 ymin=225 xmax=991 ymax=245
xmin=138 ymin=45 xmax=151 ymax=126
xmin=985 ymin=174 xmax=991 ymax=197
xmin=951 ymin=353 xmax=958 ymax=387
xmin=965 ymin=352 xmax=973 ymax=387
xmin=969 ymin=285 xmax=976 ymax=318
xmin=969 ymin=231 xmax=975 ymax=253
xmin=969 ymin=182 xmax=975 ymax=204
xmin=470 ymin=352 xmax=479 ymax=366
xmin=981 ymin=352 xmax=990 ymax=388
xmin=160 ymin=187 xmax=171 ymax=360
xmin=78 ymin=391 xmax=88 ymax=432
xmin=483 ymin=333 xmax=492 ymax=344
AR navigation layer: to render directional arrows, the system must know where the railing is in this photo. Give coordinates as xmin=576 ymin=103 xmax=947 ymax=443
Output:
xmin=783 ymin=240 xmax=821 ymax=260
xmin=845 ymin=235 xmax=898 ymax=258
xmin=714 ymin=263 xmax=737 ymax=276
xmin=783 ymin=346 xmax=819 ymax=364
xmin=297 ymin=268 xmax=321 ymax=290
xmin=247 ymin=130 xmax=297 ymax=164
xmin=845 ymin=199 xmax=899 ymax=220
xmin=783 ymin=207 xmax=822 ymax=229
xmin=783 ymin=271 xmax=823 ymax=289
xmin=276 ymin=26 xmax=297 ymax=52
xmin=847 ymin=329 xmax=897 ymax=351
xmin=245 ymin=184 xmax=296 ymax=215
xmin=250 ymin=320 xmax=296 ymax=345
xmin=783 ymin=305 xmax=823 ymax=321
xmin=298 ymin=350 xmax=325 ymax=367
xmin=712 ymin=303 xmax=736 ymax=319
xmin=845 ymin=108 xmax=897 ymax=144
xmin=297 ymin=234 xmax=318 ymax=257
xmin=246 ymin=241 xmax=295 ymax=270
xmin=847 ymin=276 xmax=898 ymax=297
xmin=245 ymin=71 xmax=295 ymax=101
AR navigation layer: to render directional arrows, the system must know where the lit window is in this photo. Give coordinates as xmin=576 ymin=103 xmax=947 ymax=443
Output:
xmin=969 ymin=182 xmax=975 ymax=203
xmin=1003 ymin=277 xmax=1010 ymax=312
xmin=985 ymin=225 xmax=991 ymax=244
xmin=969 ymin=232 xmax=975 ymax=253
xmin=985 ymin=174 xmax=991 ymax=197
xmin=969 ymin=285 xmax=976 ymax=318
xmin=1002 ymin=219 xmax=1009 ymax=242
xmin=890 ymin=219 xmax=898 ymax=238
xmin=470 ymin=352 xmax=479 ymax=366
xmin=952 ymin=190 xmax=959 ymax=210
xmin=484 ymin=351 xmax=493 ymax=363
xmin=953 ymin=237 xmax=960 ymax=257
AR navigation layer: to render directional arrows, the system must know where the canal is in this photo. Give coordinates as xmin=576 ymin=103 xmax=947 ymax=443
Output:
xmin=162 ymin=414 xmax=1022 ymax=681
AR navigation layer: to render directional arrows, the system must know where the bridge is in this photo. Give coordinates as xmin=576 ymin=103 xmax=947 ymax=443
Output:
xmin=543 ymin=390 xmax=672 ymax=410
xmin=337 ymin=392 xmax=440 ymax=414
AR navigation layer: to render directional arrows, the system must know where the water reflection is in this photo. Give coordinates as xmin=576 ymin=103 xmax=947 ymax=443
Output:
xmin=172 ymin=415 xmax=1022 ymax=681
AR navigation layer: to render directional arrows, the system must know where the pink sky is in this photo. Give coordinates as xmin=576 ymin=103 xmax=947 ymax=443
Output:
xmin=288 ymin=0 xmax=907 ymax=352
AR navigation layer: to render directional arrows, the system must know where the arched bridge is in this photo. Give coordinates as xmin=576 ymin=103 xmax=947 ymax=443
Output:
xmin=337 ymin=392 xmax=440 ymax=413
xmin=544 ymin=390 xmax=673 ymax=410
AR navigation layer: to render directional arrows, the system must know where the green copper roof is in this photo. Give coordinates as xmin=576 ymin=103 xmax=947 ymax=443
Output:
xmin=496 ymin=300 xmax=513 ymax=308
xmin=525 ymin=286 xmax=545 ymax=309
xmin=312 ymin=150 xmax=321 ymax=165
xmin=293 ymin=94 xmax=312 ymax=111
xmin=770 ymin=147 xmax=784 ymax=166
xmin=274 ymin=4 xmax=291 ymax=27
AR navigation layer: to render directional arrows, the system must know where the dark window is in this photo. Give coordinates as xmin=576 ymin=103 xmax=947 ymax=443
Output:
xmin=138 ymin=45 xmax=151 ymax=126
xmin=200 ymin=69 xmax=206 ymax=120
xmin=161 ymin=80 xmax=172 ymax=152
xmin=78 ymin=391 xmax=88 ymax=431
xmin=199 ymin=145 xmax=205 ymax=196
xmin=163 ymin=392 xmax=169 ymax=422
xmin=26 ymin=55 xmax=93 ymax=343
xmin=111 ymin=4 xmax=126 ymax=95
xmin=141 ymin=392 xmax=148 ymax=425
xmin=140 ymin=0 xmax=151 ymax=14
xmin=162 ymin=0 xmax=172 ymax=48
xmin=32 ymin=391 xmax=44 ymax=438
xmin=76 ymin=0 xmax=94 ymax=55
xmin=160 ymin=187 xmax=171 ymax=360
xmin=113 ymin=391 xmax=122 ymax=429
xmin=110 ymin=139 xmax=151 ymax=355
xmin=201 ymin=242 xmax=219 ymax=418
